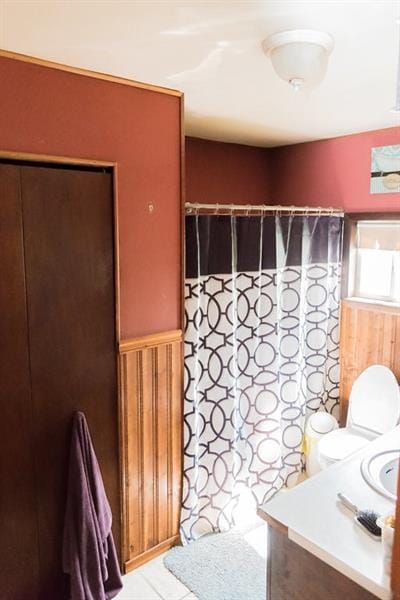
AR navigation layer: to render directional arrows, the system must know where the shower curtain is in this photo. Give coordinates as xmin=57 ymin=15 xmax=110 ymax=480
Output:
xmin=180 ymin=212 xmax=343 ymax=544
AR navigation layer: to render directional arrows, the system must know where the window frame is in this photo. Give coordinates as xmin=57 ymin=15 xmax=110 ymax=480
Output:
xmin=342 ymin=212 xmax=400 ymax=303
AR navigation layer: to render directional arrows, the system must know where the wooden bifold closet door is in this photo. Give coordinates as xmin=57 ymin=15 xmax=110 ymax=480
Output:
xmin=0 ymin=163 xmax=119 ymax=599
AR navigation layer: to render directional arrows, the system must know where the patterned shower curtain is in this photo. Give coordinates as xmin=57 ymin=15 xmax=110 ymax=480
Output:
xmin=180 ymin=213 xmax=343 ymax=544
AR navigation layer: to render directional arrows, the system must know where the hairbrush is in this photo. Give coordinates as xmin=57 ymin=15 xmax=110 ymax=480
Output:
xmin=337 ymin=492 xmax=381 ymax=540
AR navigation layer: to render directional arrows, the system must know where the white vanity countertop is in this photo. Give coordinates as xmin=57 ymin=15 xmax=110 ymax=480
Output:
xmin=258 ymin=426 xmax=400 ymax=600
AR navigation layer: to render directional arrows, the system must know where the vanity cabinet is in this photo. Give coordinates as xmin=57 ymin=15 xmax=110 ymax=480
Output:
xmin=259 ymin=427 xmax=399 ymax=600
xmin=267 ymin=524 xmax=376 ymax=599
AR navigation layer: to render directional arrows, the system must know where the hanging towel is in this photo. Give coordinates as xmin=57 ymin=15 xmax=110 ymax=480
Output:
xmin=62 ymin=411 xmax=123 ymax=600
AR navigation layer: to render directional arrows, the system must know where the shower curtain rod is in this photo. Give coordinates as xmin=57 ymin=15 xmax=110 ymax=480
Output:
xmin=185 ymin=203 xmax=344 ymax=217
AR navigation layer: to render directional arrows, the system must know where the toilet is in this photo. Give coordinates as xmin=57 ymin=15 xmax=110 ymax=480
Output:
xmin=318 ymin=365 xmax=400 ymax=469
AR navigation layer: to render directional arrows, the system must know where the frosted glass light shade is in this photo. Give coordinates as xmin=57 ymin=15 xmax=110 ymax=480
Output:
xmin=263 ymin=30 xmax=334 ymax=90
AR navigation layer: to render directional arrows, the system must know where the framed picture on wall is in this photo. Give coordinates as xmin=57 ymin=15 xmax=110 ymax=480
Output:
xmin=370 ymin=144 xmax=400 ymax=194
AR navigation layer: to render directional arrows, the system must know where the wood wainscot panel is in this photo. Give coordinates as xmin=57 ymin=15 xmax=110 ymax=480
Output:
xmin=339 ymin=299 xmax=400 ymax=424
xmin=119 ymin=330 xmax=183 ymax=572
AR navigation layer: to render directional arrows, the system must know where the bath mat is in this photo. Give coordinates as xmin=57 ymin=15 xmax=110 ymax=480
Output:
xmin=164 ymin=531 xmax=266 ymax=600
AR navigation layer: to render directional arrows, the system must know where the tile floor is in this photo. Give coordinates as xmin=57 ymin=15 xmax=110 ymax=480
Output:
xmin=116 ymin=523 xmax=267 ymax=600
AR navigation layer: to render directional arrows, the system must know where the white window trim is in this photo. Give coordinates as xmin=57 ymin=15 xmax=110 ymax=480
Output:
xmin=348 ymin=220 xmax=400 ymax=306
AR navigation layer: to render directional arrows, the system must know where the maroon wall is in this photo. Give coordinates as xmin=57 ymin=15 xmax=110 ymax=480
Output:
xmin=187 ymin=129 xmax=400 ymax=213
xmin=270 ymin=127 xmax=400 ymax=212
xmin=0 ymin=55 xmax=182 ymax=339
xmin=186 ymin=137 xmax=271 ymax=204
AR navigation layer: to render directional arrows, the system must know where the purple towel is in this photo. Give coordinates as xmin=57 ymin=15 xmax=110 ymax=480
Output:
xmin=63 ymin=412 xmax=123 ymax=600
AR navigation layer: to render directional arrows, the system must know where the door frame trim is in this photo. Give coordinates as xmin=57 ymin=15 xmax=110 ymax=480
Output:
xmin=0 ymin=150 xmax=115 ymax=169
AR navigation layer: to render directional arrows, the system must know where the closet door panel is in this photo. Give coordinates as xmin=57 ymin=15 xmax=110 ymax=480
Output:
xmin=0 ymin=164 xmax=40 ymax=599
xmin=20 ymin=166 xmax=119 ymax=597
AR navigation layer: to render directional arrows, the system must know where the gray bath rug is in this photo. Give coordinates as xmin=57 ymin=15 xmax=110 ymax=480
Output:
xmin=163 ymin=532 xmax=266 ymax=600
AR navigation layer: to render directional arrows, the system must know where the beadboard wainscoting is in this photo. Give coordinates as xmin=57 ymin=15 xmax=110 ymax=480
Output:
xmin=119 ymin=330 xmax=183 ymax=572
xmin=339 ymin=299 xmax=400 ymax=424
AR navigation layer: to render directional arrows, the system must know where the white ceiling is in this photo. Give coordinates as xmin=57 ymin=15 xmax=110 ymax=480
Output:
xmin=1 ymin=0 xmax=399 ymax=147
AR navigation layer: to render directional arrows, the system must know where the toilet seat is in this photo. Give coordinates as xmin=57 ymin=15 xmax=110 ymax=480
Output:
xmin=318 ymin=428 xmax=368 ymax=463
xmin=348 ymin=365 xmax=400 ymax=435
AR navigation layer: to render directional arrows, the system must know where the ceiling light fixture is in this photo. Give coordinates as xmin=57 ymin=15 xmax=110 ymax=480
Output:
xmin=262 ymin=29 xmax=334 ymax=92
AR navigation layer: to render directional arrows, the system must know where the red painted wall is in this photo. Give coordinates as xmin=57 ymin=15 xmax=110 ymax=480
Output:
xmin=186 ymin=137 xmax=271 ymax=204
xmin=0 ymin=56 xmax=181 ymax=339
xmin=270 ymin=127 xmax=400 ymax=212
xmin=187 ymin=129 xmax=400 ymax=213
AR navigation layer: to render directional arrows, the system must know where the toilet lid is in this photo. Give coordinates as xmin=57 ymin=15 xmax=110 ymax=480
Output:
xmin=348 ymin=365 xmax=400 ymax=434
xmin=318 ymin=429 xmax=368 ymax=462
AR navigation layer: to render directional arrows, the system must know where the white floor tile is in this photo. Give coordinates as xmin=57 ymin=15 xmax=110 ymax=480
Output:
xmin=118 ymin=523 xmax=265 ymax=600
xmin=140 ymin=553 xmax=191 ymax=600
xmin=243 ymin=523 xmax=268 ymax=560
xmin=117 ymin=570 xmax=162 ymax=600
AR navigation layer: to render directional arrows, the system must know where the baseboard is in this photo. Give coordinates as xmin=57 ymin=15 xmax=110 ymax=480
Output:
xmin=124 ymin=535 xmax=180 ymax=573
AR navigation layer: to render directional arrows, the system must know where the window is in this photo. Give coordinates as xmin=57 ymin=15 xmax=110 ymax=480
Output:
xmin=350 ymin=221 xmax=400 ymax=304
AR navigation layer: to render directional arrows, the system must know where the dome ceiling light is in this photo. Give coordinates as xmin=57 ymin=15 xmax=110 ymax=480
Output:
xmin=262 ymin=29 xmax=334 ymax=92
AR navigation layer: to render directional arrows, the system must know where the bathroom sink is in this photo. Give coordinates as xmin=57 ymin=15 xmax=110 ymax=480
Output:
xmin=361 ymin=449 xmax=400 ymax=501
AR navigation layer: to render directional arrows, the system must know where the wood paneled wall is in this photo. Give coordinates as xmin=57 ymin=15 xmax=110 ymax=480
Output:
xmin=119 ymin=330 xmax=182 ymax=572
xmin=339 ymin=299 xmax=400 ymax=424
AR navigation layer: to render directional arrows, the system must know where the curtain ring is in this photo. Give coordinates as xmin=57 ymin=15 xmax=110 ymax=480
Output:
xmin=214 ymin=203 xmax=219 ymax=215
xmin=246 ymin=204 xmax=251 ymax=217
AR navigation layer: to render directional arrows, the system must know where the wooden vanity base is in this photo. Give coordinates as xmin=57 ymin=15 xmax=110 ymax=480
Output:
xmin=268 ymin=526 xmax=377 ymax=599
